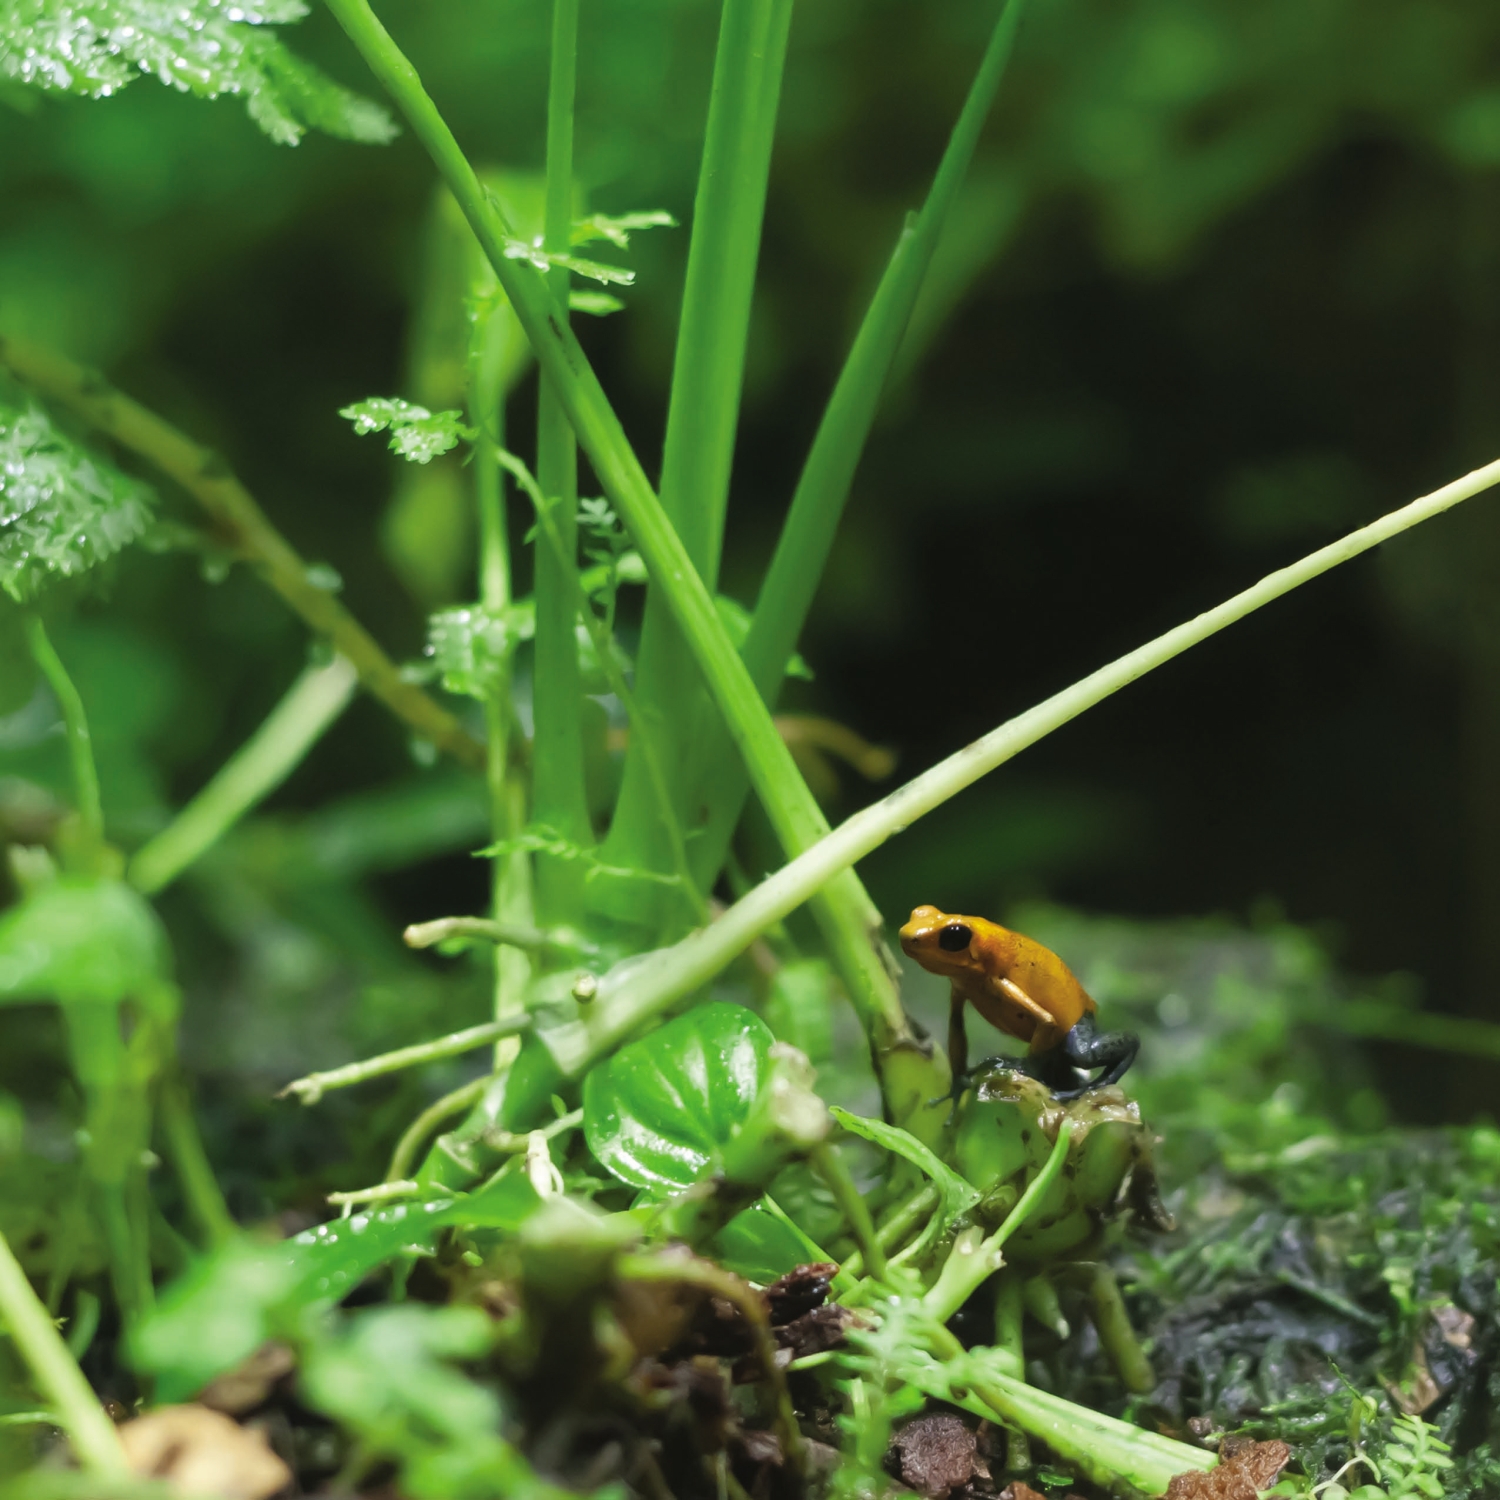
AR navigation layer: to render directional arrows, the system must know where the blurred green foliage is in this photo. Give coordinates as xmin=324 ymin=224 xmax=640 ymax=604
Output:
xmin=5 ymin=0 xmax=1500 ymax=1489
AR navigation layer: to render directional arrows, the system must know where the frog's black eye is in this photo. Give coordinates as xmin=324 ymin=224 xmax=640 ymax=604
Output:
xmin=938 ymin=923 xmax=972 ymax=953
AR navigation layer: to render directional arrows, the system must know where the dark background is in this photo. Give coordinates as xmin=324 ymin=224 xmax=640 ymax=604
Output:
xmin=6 ymin=0 xmax=1500 ymax=1136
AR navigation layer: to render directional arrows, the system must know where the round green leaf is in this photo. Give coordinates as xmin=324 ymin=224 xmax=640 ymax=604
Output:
xmin=583 ymin=1002 xmax=774 ymax=1194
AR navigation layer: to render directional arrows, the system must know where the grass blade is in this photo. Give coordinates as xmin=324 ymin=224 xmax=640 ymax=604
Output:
xmin=685 ymin=0 xmax=1030 ymax=888
xmin=600 ymin=0 xmax=794 ymax=914
xmin=322 ymin=0 xmax=932 ymax=1107
xmin=531 ymin=0 xmax=593 ymax=919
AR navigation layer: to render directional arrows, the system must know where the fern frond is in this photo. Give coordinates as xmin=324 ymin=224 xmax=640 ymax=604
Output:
xmin=0 ymin=0 xmax=396 ymax=145
xmin=0 ymin=398 xmax=156 ymax=601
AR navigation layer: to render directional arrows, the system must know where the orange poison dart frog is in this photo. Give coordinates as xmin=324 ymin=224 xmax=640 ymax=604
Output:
xmin=899 ymin=905 xmax=1138 ymax=1108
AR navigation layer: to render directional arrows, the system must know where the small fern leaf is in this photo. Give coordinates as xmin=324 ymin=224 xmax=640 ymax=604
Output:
xmin=341 ymin=398 xmax=474 ymax=464
xmin=0 ymin=399 xmax=157 ymax=602
xmin=426 ymin=602 xmax=534 ymax=700
xmin=0 ymin=0 xmax=396 ymax=146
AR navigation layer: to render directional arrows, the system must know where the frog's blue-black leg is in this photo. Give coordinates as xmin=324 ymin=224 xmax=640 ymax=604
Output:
xmin=1048 ymin=1015 xmax=1139 ymax=1101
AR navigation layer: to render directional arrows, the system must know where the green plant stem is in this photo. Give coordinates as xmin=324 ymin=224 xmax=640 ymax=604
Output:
xmin=1089 ymin=1263 xmax=1154 ymax=1395
xmin=480 ymin=1107 xmax=583 ymax=1160
xmin=0 ymin=334 xmax=485 ymax=771
xmin=320 ymin=0 xmax=921 ymax=1094
xmin=993 ymin=1269 xmax=1023 ymax=1362
xmin=924 ymin=1120 xmax=1075 ymax=1324
xmin=602 ymin=0 xmax=793 ymax=907
xmin=617 ymin=1253 xmax=803 ymax=1476
xmin=278 ymin=1016 xmax=532 ymax=1105
xmin=469 ymin=276 xmax=533 ymax=1069
xmin=531 ymin=0 xmax=592 ymax=921
xmin=990 ymin=1271 xmax=1030 ymax=1472
xmin=809 ymin=1141 xmax=888 ymax=1283
xmin=919 ymin=1365 xmax=1213 ymax=1495
xmin=402 ymin=914 xmax=584 ymax=955
xmin=129 ymin=656 xmax=358 ymax=894
xmin=533 ymin=455 xmax=1500 ymax=1088
xmin=384 ymin=1076 xmax=489 ymax=1183
xmin=834 ymin=1182 xmax=938 ymax=1287
xmin=327 ymin=1181 xmax=420 ymax=1208
xmin=0 ymin=1228 xmax=128 ymax=1476
xmin=499 ymin=451 xmax=707 ymax=922
xmin=157 ymin=1073 xmax=236 ymax=1247
xmin=23 ymin=616 xmax=103 ymax=863
xmin=686 ymin=0 xmax=1029 ymax=887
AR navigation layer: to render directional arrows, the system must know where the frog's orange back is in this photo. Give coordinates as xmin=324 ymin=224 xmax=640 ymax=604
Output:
xmin=899 ymin=905 xmax=1096 ymax=1049
xmin=981 ymin=922 xmax=1097 ymax=1039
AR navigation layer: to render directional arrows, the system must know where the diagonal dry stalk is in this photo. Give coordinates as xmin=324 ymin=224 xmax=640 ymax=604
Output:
xmin=0 ymin=333 xmax=486 ymax=772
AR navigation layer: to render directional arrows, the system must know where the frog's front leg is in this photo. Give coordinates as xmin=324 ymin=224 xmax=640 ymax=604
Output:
xmin=929 ymin=985 xmax=980 ymax=1120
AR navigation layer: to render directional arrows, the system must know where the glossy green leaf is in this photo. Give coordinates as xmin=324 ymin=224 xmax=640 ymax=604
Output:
xmin=133 ymin=1173 xmax=541 ymax=1401
xmin=0 ymin=878 xmax=168 ymax=1009
xmin=711 ymin=1196 xmax=829 ymax=1284
xmin=583 ymin=1001 xmax=774 ymax=1194
xmin=0 ymin=400 xmax=156 ymax=602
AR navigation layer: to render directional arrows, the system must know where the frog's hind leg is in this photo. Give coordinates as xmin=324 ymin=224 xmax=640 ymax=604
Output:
xmin=1049 ymin=1015 xmax=1139 ymax=1100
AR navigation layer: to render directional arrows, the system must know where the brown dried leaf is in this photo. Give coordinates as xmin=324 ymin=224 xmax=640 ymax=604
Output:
xmin=773 ymin=1304 xmax=857 ymax=1358
xmin=119 ymin=1405 xmax=290 ymax=1500
xmin=1165 ymin=1438 xmax=1290 ymax=1499
xmin=761 ymin=1262 xmax=839 ymax=1325
xmin=997 ymin=1483 xmax=1046 ymax=1500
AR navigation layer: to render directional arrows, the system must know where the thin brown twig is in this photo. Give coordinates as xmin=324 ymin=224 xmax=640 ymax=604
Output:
xmin=0 ymin=333 xmax=485 ymax=771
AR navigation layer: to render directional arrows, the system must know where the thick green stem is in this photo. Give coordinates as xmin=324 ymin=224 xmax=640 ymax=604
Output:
xmin=1089 ymin=1263 xmax=1155 ymax=1395
xmin=531 ymin=455 xmax=1500 ymax=1090
xmin=531 ymin=0 xmax=592 ymax=920
xmin=0 ymin=336 xmax=484 ymax=771
xmin=158 ymin=1073 xmax=236 ymax=1247
xmin=0 ymin=1228 xmax=128 ymax=1476
xmin=278 ymin=1015 xmax=531 ymax=1104
xmin=322 ymin=0 xmax=922 ymax=1116
xmin=601 ymin=0 xmax=794 ymax=911
xmin=923 ymin=1368 xmax=1213 ymax=1496
xmin=130 ymin=656 xmax=357 ymax=894
xmin=992 ymin=1271 xmax=1031 ymax=1474
xmin=686 ymin=0 xmax=1029 ymax=887
xmin=924 ymin=1120 xmax=1075 ymax=1325
xmin=23 ymin=616 xmax=103 ymax=864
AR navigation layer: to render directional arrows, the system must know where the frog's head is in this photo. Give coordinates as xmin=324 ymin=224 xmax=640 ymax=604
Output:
xmin=899 ymin=904 xmax=986 ymax=980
